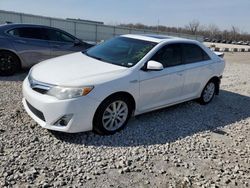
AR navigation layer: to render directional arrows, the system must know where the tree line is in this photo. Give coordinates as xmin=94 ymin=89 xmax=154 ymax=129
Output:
xmin=118 ymin=20 xmax=250 ymax=41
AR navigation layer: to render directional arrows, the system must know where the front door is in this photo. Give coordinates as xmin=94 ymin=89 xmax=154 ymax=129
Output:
xmin=47 ymin=29 xmax=79 ymax=57
xmin=138 ymin=43 xmax=185 ymax=112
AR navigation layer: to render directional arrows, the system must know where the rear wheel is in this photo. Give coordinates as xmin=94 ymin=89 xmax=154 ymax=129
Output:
xmin=0 ymin=51 xmax=20 ymax=76
xmin=199 ymin=81 xmax=216 ymax=105
xmin=93 ymin=96 xmax=132 ymax=135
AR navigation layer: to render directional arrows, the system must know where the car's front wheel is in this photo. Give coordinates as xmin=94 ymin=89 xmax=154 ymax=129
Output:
xmin=93 ymin=95 xmax=132 ymax=135
xmin=199 ymin=81 xmax=216 ymax=105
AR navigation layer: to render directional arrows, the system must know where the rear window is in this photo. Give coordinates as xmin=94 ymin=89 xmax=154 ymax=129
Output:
xmin=8 ymin=27 xmax=48 ymax=40
xmin=182 ymin=43 xmax=210 ymax=64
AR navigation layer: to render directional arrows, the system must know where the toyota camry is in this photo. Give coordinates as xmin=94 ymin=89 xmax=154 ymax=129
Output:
xmin=22 ymin=34 xmax=225 ymax=135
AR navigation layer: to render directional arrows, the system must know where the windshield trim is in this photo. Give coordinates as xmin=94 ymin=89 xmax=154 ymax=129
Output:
xmin=83 ymin=51 xmax=127 ymax=67
xmin=83 ymin=37 xmax=157 ymax=68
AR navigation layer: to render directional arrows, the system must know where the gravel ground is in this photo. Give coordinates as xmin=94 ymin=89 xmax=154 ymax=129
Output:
xmin=0 ymin=52 xmax=250 ymax=188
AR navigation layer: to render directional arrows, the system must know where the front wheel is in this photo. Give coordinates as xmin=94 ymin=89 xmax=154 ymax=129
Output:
xmin=93 ymin=96 xmax=132 ymax=135
xmin=199 ymin=81 xmax=216 ymax=105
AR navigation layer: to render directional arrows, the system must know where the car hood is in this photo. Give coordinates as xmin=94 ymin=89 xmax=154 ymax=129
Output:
xmin=30 ymin=52 xmax=128 ymax=86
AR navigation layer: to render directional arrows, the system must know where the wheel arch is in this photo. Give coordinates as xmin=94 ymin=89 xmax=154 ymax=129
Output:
xmin=92 ymin=91 xmax=136 ymax=135
xmin=205 ymin=76 xmax=221 ymax=95
xmin=0 ymin=49 xmax=22 ymax=69
xmin=99 ymin=91 xmax=136 ymax=112
xmin=93 ymin=91 xmax=136 ymax=122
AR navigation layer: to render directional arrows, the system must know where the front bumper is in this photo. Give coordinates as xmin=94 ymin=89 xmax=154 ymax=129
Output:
xmin=22 ymin=77 xmax=100 ymax=133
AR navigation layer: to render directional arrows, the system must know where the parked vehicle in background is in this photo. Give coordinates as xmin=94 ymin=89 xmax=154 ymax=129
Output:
xmin=0 ymin=24 xmax=93 ymax=76
xmin=237 ymin=41 xmax=243 ymax=45
xmin=22 ymin=34 xmax=225 ymax=135
xmin=204 ymin=38 xmax=209 ymax=42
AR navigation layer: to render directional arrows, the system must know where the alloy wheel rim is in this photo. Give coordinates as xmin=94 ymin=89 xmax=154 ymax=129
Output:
xmin=203 ymin=82 xmax=215 ymax=102
xmin=0 ymin=55 xmax=12 ymax=71
xmin=102 ymin=100 xmax=128 ymax=131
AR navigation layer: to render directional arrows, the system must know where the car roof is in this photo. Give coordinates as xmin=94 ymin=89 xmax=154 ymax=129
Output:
xmin=122 ymin=34 xmax=194 ymax=44
xmin=0 ymin=23 xmax=60 ymax=30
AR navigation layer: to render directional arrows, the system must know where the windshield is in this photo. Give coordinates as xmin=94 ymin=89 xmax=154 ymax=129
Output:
xmin=85 ymin=37 xmax=157 ymax=67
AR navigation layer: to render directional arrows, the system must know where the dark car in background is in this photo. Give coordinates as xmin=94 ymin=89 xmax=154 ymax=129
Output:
xmin=0 ymin=24 xmax=93 ymax=76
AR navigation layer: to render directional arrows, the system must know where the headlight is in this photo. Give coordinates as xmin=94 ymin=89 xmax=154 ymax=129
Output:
xmin=47 ymin=86 xmax=94 ymax=100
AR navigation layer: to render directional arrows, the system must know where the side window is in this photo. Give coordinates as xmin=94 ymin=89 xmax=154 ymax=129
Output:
xmin=47 ymin=29 xmax=75 ymax=43
xmin=8 ymin=27 xmax=48 ymax=40
xmin=60 ymin=32 xmax=75 ymax=43
xmin=8 ymin=29 xmax=18 ymax=36
xmin=182 ymin=44 xmax=210 ymax=64
xmin=203 ymin=50 xmax=210 ymax=61
xmin=151 ymin=44 xmax=182 ymax=68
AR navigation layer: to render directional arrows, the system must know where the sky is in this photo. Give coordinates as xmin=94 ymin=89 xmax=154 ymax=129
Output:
xmin=1 ymin=0 xmax=250 ymax=33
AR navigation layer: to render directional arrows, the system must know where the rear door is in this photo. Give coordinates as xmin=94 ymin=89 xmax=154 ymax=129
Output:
xmin=180 ymin=43 xmax=212 ymax=99
xmin=47 ymin=29 xmax=81 ymax=57
xmin=8 ymin=27 xmax=51 ymax=67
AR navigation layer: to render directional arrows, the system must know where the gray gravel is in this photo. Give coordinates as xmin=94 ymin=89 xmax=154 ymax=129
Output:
xmin=0 ymin=53 xmax=250 ymax=187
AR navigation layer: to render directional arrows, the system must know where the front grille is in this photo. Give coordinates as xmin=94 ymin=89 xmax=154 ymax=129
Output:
xmin=26 ymin=100 xmax=46 ymax=122
xmin=33 ymin=88 xmax=48 ymax=94
xmin=28 ymin=75 xmax=53 ymax=94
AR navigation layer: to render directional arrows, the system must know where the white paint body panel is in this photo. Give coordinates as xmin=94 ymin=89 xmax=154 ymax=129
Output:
xmin=22 ymin=35 xmax=225 ymax=133
xmin=31 ymin=52 xmax=128 ymax=86
xmin=138 ymin=65 xmax=185 ymax=112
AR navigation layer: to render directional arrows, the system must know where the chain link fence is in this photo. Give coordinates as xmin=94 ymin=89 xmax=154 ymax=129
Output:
xmin=0 ymin=10 xmax=204 ymax=42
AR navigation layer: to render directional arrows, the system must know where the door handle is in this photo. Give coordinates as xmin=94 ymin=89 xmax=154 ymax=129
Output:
xmin=15 ymin=39 xmax=26 ymax=44
xmin=52 ymin=44 xmax=60 ymax=48
xmin=177 ymin=72 xmax=183 ymax=76
xmin=130 ymin=80 xmax=138 ymax=83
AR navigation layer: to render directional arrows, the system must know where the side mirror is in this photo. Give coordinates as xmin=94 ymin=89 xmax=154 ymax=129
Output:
xmin=146 ymin=60 xmax=164 ymax=71
xmin=74 ymin=39 xmax=81 ymax=46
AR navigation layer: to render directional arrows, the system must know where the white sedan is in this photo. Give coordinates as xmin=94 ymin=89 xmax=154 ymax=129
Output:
xmin=22 ymin=34 xmax=225 ymax=135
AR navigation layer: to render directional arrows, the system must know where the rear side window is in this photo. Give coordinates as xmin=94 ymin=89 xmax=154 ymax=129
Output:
xmin=8 ymin=27 xmax=48 ymax=40
xmin=47 ymin=29 xmax=75 ymax=43
xmin=182 ymin=43 xmax=210 ymax=64
xmin=151 ymin=44 xmax=182 ymax=68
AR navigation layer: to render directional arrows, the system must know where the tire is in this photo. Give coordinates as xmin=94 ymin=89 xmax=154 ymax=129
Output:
xmin=93 ymin=95 xmax=132 ymax=135
xmin=199 ymin=81 xmax=216 ymax=105
xmin=0 ymin=51 xmax=20 ymax=76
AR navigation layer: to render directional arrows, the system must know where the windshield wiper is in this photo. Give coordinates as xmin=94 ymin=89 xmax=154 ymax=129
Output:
xmin=82 ymin=51 xmax=128 ymax=67
xmin=83 ymin=51 xmax=104 ymax=61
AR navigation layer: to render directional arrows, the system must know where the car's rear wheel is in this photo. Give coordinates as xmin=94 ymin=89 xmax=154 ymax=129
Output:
xmin=0 ymin=51 xmax=20 ymax=76
xmin=93 ymin=95 xmax=132 ymax=135
xmin=199 ymin=81 xmax=216 ymax=105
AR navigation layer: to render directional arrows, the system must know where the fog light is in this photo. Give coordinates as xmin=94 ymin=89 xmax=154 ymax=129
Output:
xmin=53 ymin=114 xmax=73 ymax=126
